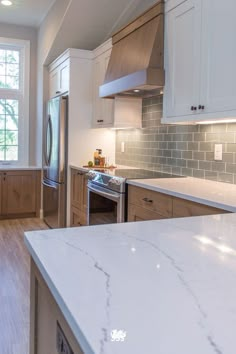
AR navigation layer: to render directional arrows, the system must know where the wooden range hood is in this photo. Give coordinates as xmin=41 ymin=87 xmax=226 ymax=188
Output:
xmin=99 ymin=1 xmax=164 ymax=99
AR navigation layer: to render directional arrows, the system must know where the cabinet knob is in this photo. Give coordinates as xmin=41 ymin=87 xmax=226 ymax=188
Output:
xmin=198 ymin=105 xmax=205 ymax=110
xmin=191 ymin=106 xmax=197 ymax=111
xmin=97 ymin=119 xmax=104 ymax=123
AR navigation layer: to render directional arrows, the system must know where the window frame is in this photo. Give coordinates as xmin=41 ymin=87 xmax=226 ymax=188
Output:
xmin=0 ymin=37 xmax=30 ymax=166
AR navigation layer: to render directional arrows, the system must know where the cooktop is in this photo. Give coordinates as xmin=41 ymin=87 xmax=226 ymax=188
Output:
xmin=113 ymin=169 xmax=184 ymax=179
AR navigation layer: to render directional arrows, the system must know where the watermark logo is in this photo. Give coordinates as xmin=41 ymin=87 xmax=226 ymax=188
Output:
xmin=110 ymin=329 xmax=127 ymax=342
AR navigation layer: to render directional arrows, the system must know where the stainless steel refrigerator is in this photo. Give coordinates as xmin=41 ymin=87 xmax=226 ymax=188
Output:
xmin=42 ymin=95 xmax=68 ymax=228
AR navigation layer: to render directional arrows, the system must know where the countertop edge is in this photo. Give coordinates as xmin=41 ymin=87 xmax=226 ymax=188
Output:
xmin=127 ymin=179 xmax=236 ymax=213
xmin=24 ymin=234 xmax=95 ymax=354
xmin=0 ymin=166 xmax=41 ymax=170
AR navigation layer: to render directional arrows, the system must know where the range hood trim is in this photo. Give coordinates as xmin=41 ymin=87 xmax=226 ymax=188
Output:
xmin=99 ymin=68 xmax=164 ymax=98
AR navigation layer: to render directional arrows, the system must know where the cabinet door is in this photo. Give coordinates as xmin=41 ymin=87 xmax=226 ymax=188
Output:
xmin=2 ymin=171 xmax=36 ymax=216
xmin=70 ymin=169 xmax=88 ymax=227
xmin=58 ymin=60 xmax=69 ymax=94
xmin=200 ymin=0 xmax=236 ymax=114
xmin=70 ymin=169 xmax=82 ymax=209
xmin=49 ymin=60 xmax=69 ymax=98
xmin=164 ymin=0 xmax=201 ymax=118
xmin=92 ymin=49 xmax=114 ymax=128
xmin=49 ymin=69 xmax=58 ymax=98
xmin=172 ymin=197 xmax=228 ymax=218
xmin=128 ymin=204 xmax=166 ymax=222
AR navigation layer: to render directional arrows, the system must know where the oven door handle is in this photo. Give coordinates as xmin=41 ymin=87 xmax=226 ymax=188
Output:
xmin=88 ymin=184 xmax=121 ymax=202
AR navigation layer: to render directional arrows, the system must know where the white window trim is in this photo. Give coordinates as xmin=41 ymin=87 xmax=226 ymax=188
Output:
xmin=0 ymin=37 xmax=30 ymax=166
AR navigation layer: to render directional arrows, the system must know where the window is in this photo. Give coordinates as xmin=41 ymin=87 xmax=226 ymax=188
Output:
xmin=0 ymin=38 xmax=30 ymax=165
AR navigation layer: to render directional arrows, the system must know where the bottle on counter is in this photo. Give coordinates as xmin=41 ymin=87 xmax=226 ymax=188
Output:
xmin=100 ymin=154 xmax=105 ymax=167
xmin=94 ymin=149 xmax=102 ymax=166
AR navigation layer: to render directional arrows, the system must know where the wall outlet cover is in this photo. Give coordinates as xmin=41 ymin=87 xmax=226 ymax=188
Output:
xmin=214 ymin=144 xmax=223 ymax=161
xmin=121 ymin=141 xmax=125 ymax=153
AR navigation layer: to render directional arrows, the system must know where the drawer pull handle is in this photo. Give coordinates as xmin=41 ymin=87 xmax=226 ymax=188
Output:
xmin=143 ymin=197 xmax=153 ymax=203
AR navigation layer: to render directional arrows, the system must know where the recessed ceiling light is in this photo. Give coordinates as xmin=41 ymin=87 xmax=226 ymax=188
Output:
xmin=1 ymin=0 xmax=12 ymax=5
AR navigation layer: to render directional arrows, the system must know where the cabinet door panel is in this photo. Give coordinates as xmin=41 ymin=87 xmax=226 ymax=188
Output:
xmin=172 ymin=197 xmax=228 ymax=218
xmin=59 ymin=61 xmax=69 ymax=94
xmin=49 ymin=60 xmax=69 ymax=98
xmin=49 ymin=70 xmax=58 ymax=98
xmin=70 ymin=169 xmax=88 ymax=226
xmin=102 ymin=51 xmax=114 ymax=125
xmin=2 ymin=171 xmax=36 ymax=215
xmin=92 ymin=47 xmax=114 ymax=128
xmin=164 ymin=0 xmax=201 ymax=118
xmin=70 ymin=170 xmax=82 ymax=209
xmin=128 ymin=204 xmax=167 ymax=222
xmin=128 ymin=185 xmax=172 ymax=217
xmin=200 ymin=0 xmax=236 ymax=113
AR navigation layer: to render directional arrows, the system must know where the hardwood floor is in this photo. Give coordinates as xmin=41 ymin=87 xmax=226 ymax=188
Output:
xmin=0 ymin=218 xmax=48 ymax=354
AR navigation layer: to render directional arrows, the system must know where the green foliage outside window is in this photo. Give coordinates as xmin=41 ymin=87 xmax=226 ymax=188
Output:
xmin=0 ymin=48 xmax=19 ymax=161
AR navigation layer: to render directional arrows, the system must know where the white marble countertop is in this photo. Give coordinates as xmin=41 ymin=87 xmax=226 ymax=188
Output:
xmin=0 ymin=165 xmax=41 ymax=170
xmin=128 ymin=176 xmax=236 ymax=212
xmin=25 ymin=213 xmax=236 ymax=354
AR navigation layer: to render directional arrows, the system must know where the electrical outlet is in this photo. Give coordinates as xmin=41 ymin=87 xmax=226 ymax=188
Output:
xmin=214 ymin=144 xmax=223 ymax=161
xmin=56 ymin=322 xmax=73 ymax=354
xmin=121 ymin=141 xmax=125 ymax=153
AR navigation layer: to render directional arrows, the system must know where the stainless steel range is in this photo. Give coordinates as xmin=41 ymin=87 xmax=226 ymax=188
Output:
xmin=87 ymin=169 xmax=184 ymax=226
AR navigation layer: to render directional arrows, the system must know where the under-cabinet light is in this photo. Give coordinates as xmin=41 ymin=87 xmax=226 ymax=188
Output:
xmin=198 ymin=118 xmax=236 ymax=125
xmin=1 ymin=0 xmax=12 ymax=5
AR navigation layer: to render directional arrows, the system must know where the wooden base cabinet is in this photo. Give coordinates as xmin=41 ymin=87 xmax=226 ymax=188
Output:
xmin=128 ymin=185 xmax=172 ymax=222
xmin=0 ymin=170 xmax=41 ymax=219
xmin=30 ymin=259 xmax=83 ymax=354
xmin=128 ymin=185 xmax=229 ymax=222
xmin=70 ymin=169 xmax=88 ymax=227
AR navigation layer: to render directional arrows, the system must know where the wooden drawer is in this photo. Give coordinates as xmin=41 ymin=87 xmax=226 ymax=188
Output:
xmin=128 ymin=204 xmax=167 ymax=222
xmin=173 ymin=197 xmax=229 ymax=218
xmin=128 ymin=185 xmax=172 ymax=217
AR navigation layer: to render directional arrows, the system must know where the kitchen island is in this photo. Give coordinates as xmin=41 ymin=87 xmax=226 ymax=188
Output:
xmin=25 ymin=213 xmax=236 ymax=354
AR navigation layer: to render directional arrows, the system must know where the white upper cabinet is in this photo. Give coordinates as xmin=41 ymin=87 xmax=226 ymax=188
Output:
xmin=200 ymin=0 xmax=236 ymax=115
xmin=163 ymin=0 xmax=201 ymax=119
xmin=163 ymin=0 xmax=236 ymax=123
xmin=92 ymin=39 xmax=114 ymax=128
xmin=49 ymin=57 xmax=69 ymax=98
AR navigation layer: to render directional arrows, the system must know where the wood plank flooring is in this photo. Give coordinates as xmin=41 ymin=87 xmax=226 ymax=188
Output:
xmin=0 ymin=218 xmax=48 ymax=354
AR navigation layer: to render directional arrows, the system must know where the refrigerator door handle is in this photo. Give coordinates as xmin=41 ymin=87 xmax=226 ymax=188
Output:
xmin=42 ymin=179 xmax=58 ymax=189
xmin=44 ymin=114 xmax=53 ymax=166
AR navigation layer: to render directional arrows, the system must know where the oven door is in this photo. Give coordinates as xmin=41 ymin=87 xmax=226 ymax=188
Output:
xmin=87 ymin=182 xmax=124 ymax=225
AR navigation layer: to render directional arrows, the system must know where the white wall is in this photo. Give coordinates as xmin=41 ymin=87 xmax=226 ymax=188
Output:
xmin=0 ymin=23 xmax=37 ymax=165
xmin=36 ymin=0 xmax=71 ymax=166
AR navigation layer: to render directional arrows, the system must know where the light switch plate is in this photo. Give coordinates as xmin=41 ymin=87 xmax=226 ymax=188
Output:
xmin=121 ymin=141 xmax=125 ymax=153
xmin=214 ymin=144 xmax=223 ymax=161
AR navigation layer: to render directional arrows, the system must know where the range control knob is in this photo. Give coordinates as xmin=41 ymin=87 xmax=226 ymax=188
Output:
xmin=87 ymin=171 xmax=97 ymax=179
xmin=109 ymin=178 xmax=122 ymax=185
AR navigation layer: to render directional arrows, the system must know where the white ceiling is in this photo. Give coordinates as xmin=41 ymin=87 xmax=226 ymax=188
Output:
xmin=0 ymin=0 xmax=159 ymax=64
xmin=44 ymin=0 xmax=159 ymax=64
xmin=0 ymin=0 xmax=56 ymax=27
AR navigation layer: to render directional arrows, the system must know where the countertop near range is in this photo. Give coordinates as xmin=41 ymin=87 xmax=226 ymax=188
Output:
xmin=127 ymin=176 xmax=236 ymax=212
xmin=0 ymin=165 xmax=41 ymax=170
xmin=70 ymin=164 xmax=139 ymax=175
xmin=25 ymin=213 xmax=236 ymax=354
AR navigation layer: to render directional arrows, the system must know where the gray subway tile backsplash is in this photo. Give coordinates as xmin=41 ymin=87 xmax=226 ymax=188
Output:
xmin=115 ymin=96 xmax=236 ymax=184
